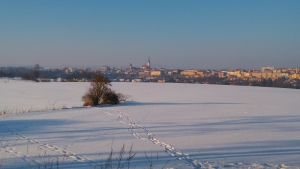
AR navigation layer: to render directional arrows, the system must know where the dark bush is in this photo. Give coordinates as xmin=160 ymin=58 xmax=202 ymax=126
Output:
xmin=82 ymin=73 xmax=125 ymax=106
xmin=101 ymin=90 xmax=120 ymax=105
xmin=82 ymin=74 xmax=111 ymax=106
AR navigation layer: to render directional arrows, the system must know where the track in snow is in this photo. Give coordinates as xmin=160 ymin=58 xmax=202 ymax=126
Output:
xmin=1 ymin=106 xmax=297 ymax=169
xmin=100 ymin=107 xmax=206 ymax=169
xmin=99 ymin=107 xmax=297 ymax=169
xmin=0 ymin=125 xmax=98 ymax=167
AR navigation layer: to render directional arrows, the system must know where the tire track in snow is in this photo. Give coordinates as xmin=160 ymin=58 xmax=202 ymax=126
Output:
xmin=0 ymin=125 xmax=98 ymax=167
xmin=99 ymin=108 xmax=297 ymax=169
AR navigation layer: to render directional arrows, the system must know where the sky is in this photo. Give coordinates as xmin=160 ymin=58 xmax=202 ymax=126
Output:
xmin=1 ymin=0 xmax=300 ymax=70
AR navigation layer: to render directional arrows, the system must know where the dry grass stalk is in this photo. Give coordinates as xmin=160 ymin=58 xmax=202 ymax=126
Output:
xmin=0 ymin=104 xmax=67 ymax=117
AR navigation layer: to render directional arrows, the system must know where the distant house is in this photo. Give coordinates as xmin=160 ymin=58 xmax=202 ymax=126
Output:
xmin=141 ymin=58 xmax=151 ymax=70
xmin=151 ymin=70 xmax=163 ymax=76
xmin=180 ymin=70 xmax=197 ymax=76
xmin=132 ymin=79 xmax=142 ymax=82
xmin=180 ymin=70 xmax=204 ymax=76
xmin=218 ymin=71 xmax=227 ymax=78
xmin=141 ymin=65 xmax=150 ymax=70
xmin=262 ymin=66 xmax=275 ymax=72
xmin=227 ymin=70 xmax=244 ymax=78
xmin=37 ymin=78 xmax=51 ymax=82
xmin=139 ymin=71 xmax=150 ymax=76
xmin=290 ymin=73 xmax=300 ymax=79
xmin=158 ymin=79 xmax=166 ymax=83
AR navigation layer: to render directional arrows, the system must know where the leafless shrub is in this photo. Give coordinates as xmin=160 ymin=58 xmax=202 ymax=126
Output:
xmin=82 ymin=74 xmax=111 ymax=106
xmin=101 ymin=90 xmax=120 ymax=105
xmin=117 ymin=93 xmax=130 ymax=102
xmin=82 ymin=74 xmax=126 ymax=106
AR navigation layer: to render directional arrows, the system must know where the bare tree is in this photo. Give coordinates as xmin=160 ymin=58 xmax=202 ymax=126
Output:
xmin=33 ymin=64 xmax=40 ymax=80
xmin=101 ymin=90 xmax=120 ymax=105
xmin=82 ymin=74 xmax=112 ymax=106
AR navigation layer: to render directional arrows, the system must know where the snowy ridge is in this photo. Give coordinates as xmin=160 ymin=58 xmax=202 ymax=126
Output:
xmin=99 ymin=107 xmax=296 ymax=169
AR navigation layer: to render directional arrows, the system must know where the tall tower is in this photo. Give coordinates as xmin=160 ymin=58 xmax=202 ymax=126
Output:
xmin=147 ymin=58 xmax=150 ymax=68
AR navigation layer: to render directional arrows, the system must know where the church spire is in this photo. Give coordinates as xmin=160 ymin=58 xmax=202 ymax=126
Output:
xmin=147 ymin=57 xmax=150 ymax=68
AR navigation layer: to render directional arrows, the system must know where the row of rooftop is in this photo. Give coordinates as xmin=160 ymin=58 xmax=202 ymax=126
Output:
xmin=1 ymin=65 xmax=300 ymax=81
xmin=56 ymin=65 xmax=300 ymax=81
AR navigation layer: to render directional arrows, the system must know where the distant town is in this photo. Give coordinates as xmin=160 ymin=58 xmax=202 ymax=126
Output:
xmin=1 ymin=58 xmax=300 ymax=89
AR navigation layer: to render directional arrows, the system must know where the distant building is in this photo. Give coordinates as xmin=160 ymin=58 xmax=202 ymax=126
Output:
xmin=246 ymin=67 xmax=286 ymax=80
xmin=141 ymin=58 xmax=151 ymax=70
xmin=172 ymin=69 xmax=180 ymax=74
xmin=158 ymin=79 xmax=166 ymax=83
xmin=180 ymin=70 xmax=196 ymax=76
xmin=218 ymin=71 xmax=227 ymax=78
xmin=100 ymin=66 xmax=110 ymax=71
xmin=290 ymin=73 xmax=300 ymax=79
xmin=139 ymin=71 xmax=150 ymax=76
xmin=151 ymin=70 xmax=163 ymax=76
xmin=132 ymin=79 xmax=142 ymax=82
xmin=262 ymin=66 xmax=275 ymax=72
xmin=227 ymin=70 xmax=244 ymax=78
xmin=252 ymin=72 xmax=283 ymax=80
xmin=276 ymin=68 xmax=290 ymax=73
xmin=167 ymin=71 xmax=173 ymax=75
xmin=195 ymin=70 xmax=204 ymax=76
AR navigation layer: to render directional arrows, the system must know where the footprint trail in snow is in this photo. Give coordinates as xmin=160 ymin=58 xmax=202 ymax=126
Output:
xmin=0 ymin=125 xmax=97 ymax=167
xmin=100 ymin=108 xmax=205 ymax=169
xmin=99 ymin=107 xmax=296 ymax=169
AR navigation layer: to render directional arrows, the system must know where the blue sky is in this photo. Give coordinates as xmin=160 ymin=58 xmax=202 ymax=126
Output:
xmin=1 ymin=0 xmax=300 ymax=69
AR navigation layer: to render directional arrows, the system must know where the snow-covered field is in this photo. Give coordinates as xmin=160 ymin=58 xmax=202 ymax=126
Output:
xmin=1 ymin=78 xmax=300 ymax=169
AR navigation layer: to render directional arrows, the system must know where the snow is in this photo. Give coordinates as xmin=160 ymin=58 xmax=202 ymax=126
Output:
xmin=1 ymin=79 xmax=300 ymax=169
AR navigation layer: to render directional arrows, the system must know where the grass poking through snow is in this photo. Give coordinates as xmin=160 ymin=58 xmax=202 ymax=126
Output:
xmin=0 ymin=104 xmax=67 ymax=116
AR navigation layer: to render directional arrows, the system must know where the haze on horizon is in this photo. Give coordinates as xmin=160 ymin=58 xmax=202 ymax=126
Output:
xmin=1 ymin=0 xmax=300 ymax=70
